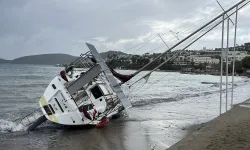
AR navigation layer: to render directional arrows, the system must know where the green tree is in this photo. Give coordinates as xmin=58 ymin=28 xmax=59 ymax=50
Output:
xmin=230 ymin=60 xmax=243 ymax=73
xmin=242 ymin=56 xmax=250 ymax=68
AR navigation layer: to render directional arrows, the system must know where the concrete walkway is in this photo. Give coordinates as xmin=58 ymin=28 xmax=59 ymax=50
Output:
xmin=168 ymin=100 xmax=250 ymax=150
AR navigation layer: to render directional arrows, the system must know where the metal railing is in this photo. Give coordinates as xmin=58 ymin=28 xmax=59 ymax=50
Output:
xmin=14 ymin=108 xmax=44 ymax=127
xmin=67 ymin=51 xmax=96 ymax=69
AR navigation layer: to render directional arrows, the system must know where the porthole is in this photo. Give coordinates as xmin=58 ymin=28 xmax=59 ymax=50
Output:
xmin=52 ymin=84 xmax=56 ymax=89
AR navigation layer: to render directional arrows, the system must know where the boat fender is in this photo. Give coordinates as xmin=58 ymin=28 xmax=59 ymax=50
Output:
xmin=60 ymin=71 xmax=68 ymax=82
xmin=92 ymin=109 xmax=97 ymax=120
xmin=96 ymin=119 xmax=109 ymax=128
xmin=82 ymin=108 xmax=92 ymax=120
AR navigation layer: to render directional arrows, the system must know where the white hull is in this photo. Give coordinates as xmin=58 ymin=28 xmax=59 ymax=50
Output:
xmin=38 ymin=44 xmax=131 ymax=126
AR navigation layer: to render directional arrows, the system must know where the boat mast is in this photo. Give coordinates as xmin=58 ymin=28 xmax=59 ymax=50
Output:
xmin=131 ymin=0 xmax=248 ymax=77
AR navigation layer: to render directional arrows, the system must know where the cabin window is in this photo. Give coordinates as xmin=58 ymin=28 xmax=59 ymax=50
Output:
xmin=52 ymin=84 xmax=56 ymax=89
xmin=91 ymin=86 xmax=103 ymax=99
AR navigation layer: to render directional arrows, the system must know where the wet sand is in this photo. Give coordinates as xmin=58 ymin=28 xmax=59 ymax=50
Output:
xmin=0 ymin=119 xmax=170 ymax=150
xmin=2 ymin=103 xmax=250 ymax=150
xmin=168 ymin=100 xmax=250 ymax=150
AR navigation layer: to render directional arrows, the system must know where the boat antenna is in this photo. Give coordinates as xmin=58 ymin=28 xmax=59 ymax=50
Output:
xmin=170 ymin=30 xmax=180 ymax=40
xmin=216 ymin=0 xmax=235 ymax=25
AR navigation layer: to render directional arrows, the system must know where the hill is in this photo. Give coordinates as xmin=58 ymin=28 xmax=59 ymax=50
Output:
xmin=0 ymin=51 xmax=130 ymax=65
xmin=100 ymin=51 xmax=130 ymax=59
xmin=0 ymin=58 xmax=10 ymax=63
xmin=11 ymin=54 xmax=78 ymax=65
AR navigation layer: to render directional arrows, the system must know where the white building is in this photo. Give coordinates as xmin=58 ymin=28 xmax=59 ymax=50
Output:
xmin=173 ymin=56 xmax=189 ymax=65
xmin=222 ymin=51 xmax=250 ymax=64
xmin=166 ymin=50 xmax=249 ymax=66
xmin=173 ymin=55 xmax=220 ymax=65
xmin=191 ymin=56 xmax=220 ymax=65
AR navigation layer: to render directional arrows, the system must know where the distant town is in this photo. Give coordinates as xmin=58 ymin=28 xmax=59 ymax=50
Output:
xmin=106 ymin=42 xmax=250 ymax=76
xmin=1 ymin=42 xmax=250 ymax=76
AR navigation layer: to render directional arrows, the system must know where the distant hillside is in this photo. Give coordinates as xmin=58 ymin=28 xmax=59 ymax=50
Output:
xmin=100 ymin=51 xmax=130 ymax=59
xmin=0 ymin=51 xmax=130 ymax=65
xmin=12 ymin=54 xmax=78 ymax=65
xmin=0 ymin=58 xmax=10 ymax=63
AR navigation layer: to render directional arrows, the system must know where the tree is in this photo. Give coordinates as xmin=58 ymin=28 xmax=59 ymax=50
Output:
xmin=242 ymin=56 xmax=250 ymax=68
xmin=213 ymin=55 xmax=221 ymax=63
xmin=231 ymin=61 xmax=243 ymax=74
xmin=198 ymin=63 xmax=203 ymax=70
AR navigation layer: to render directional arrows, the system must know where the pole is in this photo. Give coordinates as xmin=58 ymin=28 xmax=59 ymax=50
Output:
xmin=231 ymin=5 xmax=238 ymax=108
xmin=226 ymin=18 xmax=230 ymax=112
xmin=220 ymin=15 xmax=225 ymax=115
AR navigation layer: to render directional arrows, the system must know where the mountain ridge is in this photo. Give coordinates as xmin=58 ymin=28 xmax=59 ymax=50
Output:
xmin=0 ymin=58 xmax=10 ymax=63
xmin=0 ymin=51 xmax=129 ymax=65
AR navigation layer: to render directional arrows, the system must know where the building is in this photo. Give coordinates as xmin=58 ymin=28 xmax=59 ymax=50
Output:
xmin=221 ymin=51 xmax=249 ymax=64
xmin=172 ymin=55 xmax=220 ymax=66
xmin=191 ymin=50 xmax=249 ymax=64
xmin=190 ymin=56 xmax=220 ymax=65
xmin=215 ymin=42 xmax=250 ymax=52
xmin=173 ymin=56 xmax=189 ymax=66
xmin=244 ymin=42 xmax=250 ymax=52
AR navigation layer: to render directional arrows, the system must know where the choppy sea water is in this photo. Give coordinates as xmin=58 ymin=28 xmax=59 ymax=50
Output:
xmin=0 ymin=64 xmax=250 ymax=150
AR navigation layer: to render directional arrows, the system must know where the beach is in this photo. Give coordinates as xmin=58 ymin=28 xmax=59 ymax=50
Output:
xmin=1 ymin=64 xmax=250 ymax=150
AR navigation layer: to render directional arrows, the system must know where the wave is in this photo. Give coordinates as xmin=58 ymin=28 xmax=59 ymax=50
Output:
xmin=0 ymin=119 xmax=24 ymax=133
xmin=132 ymin=97 xmax=178 ymax=107
xmin=201 ymin=82 xmax=218 ymax=85
xmin=130 ymin=87 xmax=235 ymax=107
xmin=0 ymin=111 xmax=45 ymax=133
xmin=201 ymin=79 xmax=249 ymax=86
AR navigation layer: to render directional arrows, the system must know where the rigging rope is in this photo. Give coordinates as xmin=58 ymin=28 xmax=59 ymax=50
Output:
xmin=128 ymin=18 xmax=226 ymax=95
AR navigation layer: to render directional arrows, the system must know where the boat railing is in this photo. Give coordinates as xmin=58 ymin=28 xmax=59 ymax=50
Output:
xmin=14 ymin=108 xmax=44 ymax=127
xmin=68 ymin=51 xmax=96 ymax=70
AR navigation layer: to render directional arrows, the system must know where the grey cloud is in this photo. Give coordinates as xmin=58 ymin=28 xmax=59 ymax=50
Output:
xmin=0 ymin=0 xmax=249 ymax=59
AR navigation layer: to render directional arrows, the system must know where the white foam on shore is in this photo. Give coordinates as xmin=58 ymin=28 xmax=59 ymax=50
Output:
xmin=0 ymin=119 xmax=25 ymax=132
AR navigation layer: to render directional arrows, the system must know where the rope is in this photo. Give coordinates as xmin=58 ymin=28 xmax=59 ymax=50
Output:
xmin=128 ymin=19 xmax=221 ymax=95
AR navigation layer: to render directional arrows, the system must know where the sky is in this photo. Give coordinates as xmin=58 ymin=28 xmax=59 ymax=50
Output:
xmin=1 ymin=0 xmax=250 ymax=60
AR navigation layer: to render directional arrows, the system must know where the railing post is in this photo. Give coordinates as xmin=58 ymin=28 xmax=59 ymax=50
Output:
xmin=220 ymin=14 xmax=225 ymax=115
xmin=231 ymin=5 xmax=238 ymax=108
xmin=225 ymin=18 xmax=230 ymax=112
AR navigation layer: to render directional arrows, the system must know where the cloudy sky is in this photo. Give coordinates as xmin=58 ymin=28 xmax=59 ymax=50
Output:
xmin=1 ymin=0 xmax=250 ymax=59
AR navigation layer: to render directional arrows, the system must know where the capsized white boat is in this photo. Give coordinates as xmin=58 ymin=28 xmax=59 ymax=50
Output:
xmin=26 ymin=43 xmax=133 ymax=130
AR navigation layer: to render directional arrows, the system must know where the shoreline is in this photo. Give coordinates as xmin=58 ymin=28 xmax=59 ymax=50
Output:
xmin=168 ymin=99 xmax=250 ymax=150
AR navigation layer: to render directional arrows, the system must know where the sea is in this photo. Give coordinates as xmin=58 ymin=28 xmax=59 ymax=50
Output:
xmin=0 ymin=64 xmax=250 ymax=150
